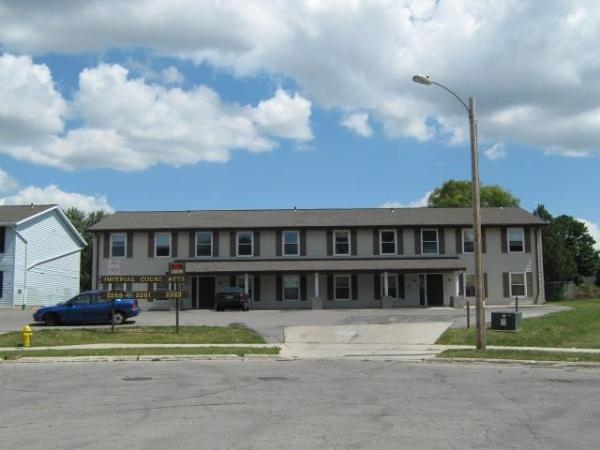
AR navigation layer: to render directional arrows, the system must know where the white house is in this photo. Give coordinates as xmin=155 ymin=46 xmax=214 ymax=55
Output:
xmin=0 ymin=204 xmax=86 ymax=307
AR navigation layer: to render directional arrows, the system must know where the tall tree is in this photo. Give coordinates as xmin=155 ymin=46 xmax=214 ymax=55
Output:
xmin=428 ymin=179 xmax=520 ymax=207
xmin=65 ymin=208 xmax=110 ymax=291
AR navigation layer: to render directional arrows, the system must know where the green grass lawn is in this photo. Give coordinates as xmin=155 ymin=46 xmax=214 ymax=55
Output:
xmin=0 ymin=325 xmax=266 ymax=347
xmin=439 ymin=349 xmax=600 ymax=363
xmin=437 ymin=298 xmax=600 ymax=348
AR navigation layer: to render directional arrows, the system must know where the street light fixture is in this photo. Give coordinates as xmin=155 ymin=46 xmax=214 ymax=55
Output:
xmin=412 ymin=74 xmax=486 ymax=350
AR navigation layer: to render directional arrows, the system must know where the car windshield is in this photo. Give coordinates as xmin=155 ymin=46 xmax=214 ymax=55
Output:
xmin=221 ymin=287 xmax=243 ymax=294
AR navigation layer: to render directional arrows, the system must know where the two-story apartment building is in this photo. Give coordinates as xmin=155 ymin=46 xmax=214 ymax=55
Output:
xmin=90 ymin=207 xmax=545 ymax=309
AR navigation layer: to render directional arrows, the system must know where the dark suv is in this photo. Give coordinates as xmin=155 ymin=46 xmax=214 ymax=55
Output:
xmin=215 ymin=287 xmax=250 ymax=311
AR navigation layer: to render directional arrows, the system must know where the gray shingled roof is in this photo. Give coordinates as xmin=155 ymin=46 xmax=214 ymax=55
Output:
xmin=183 ymin=257 xmax=467 ymax=273
xmin=90 ymin=207 xmax=545 ymax=231
xmin=0 ymin=204 xmax=57 ymax=225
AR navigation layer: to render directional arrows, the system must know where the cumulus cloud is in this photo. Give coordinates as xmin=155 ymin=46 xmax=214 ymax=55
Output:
xmin=0 ymin=184 xmax=114 ymax=213
xmin=0 ymin=62 xmax=313 ymax=171
xmin=578 ymin=218 xmax=600 ymax=251
xmin=484 ymin=143 xmax=507 ymax=160
xmin=1 ymin=1 xmax=600 ymax=156
xmin=0 ymin=168 xmax=19 ymax=194
xmin=340 ymin=112 xmax=373 ymax=137
xmin=381 ymin=191 xmax=432 ymax=208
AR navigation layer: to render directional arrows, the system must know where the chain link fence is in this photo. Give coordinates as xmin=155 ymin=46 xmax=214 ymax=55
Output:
xmin=544 ymin=281 xmax=576 ymax=301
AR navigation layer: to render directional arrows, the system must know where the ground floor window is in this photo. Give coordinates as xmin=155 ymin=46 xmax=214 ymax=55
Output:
xmin=380 ymin=273 xmax=398 ymax=298
xmin=283 ymin=275 xmax=300 ymax=300
xmin=510 ymin=273 xmax=526 ymax=297
xmin=236 ymin=276 xmax=254 ymax=299
xmin=465 ymin=274 xmax=475 ymax=297
xmin=334 ymin=274 xmax=351 ymax=300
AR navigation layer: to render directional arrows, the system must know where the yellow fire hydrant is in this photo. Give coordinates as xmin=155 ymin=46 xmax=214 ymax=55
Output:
xmin=22 ymin=325 xmax=32 ymax=348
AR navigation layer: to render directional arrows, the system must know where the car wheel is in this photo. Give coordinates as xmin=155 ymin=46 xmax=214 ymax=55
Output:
xmin=112 ymin=311 xmax=125 ymax=325
xmin=44 ymin=313 xmax=60 ymax=326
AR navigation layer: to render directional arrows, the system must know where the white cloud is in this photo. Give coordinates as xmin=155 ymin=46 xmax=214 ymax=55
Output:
xmin=0 ymin=185 xmax=114 ymax=214
xmin=0 ymin=62 xmax=313 ymax=171
xmin=484 ymin=143 xmax=507 ymax=160
xmin=577 ymin=218 xmax=600 ymax=251
xmin=381 ymin=191 xmax=432 ymax=208
xmin=340 ymin=112 xmax=372 ymax=137
xmin=1 ymin=1 xmax=600 ymax=156
xmin=0 ymin=168 xmax=19 ymax=194
xmin=161 ymin=66 xmax=184 ymax=85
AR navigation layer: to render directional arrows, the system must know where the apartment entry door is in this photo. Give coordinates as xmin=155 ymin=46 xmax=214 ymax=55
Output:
xmin=191 ymin=276 xmax=216 ymax=309
xmin=419 ymin=274 xmax=444 ymax=307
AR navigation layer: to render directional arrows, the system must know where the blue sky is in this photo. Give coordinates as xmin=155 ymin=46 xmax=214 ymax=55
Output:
xmin=0 ymin=1 xmax=599 ymax=246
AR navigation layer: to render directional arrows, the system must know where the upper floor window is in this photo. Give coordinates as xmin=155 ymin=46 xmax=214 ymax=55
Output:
xmin=421 ymin=229 xmax=439 ymax=254
xmin=508 ymin=227 xmax=524 ymax=252
xmin=155 ymin=232 xmax=171 ymax=257
xmin=380 ymin=230 xmax=397 ymax=254
xmin=196 ymin=231 xmax=213 ymax=257
xmin=283 ymin=275 xmax=300 ymax=300
xmin=462 ymin=228 xmax=474 ymax=253
xmin=510 ymin=272 xmax=526 ymax=296
xmin=334 ymin=230 xmax=350 ymax=256
xmin=237 ymin=231 xmax=254 ymax=257
xmin=283 ymin=230 xmax=300 ymax=256
xmin=110 ymin=233 xmax=127 ymax=258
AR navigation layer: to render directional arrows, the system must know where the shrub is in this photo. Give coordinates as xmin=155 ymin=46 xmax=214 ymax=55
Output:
xmin=574 ymin=284 xmax=600 ymax=299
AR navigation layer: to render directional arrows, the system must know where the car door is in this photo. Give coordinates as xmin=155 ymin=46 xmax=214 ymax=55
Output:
xmin=88 ymin=293 xmax=112 ymax=323
xmin=61 ymin=293 xmax=93 ymax=323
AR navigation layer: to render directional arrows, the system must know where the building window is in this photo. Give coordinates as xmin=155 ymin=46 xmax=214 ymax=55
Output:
xmin=421 ymin=229 xmax=439 ymax=254
xmin=380 ymin=230 xmax=397 ymax=254
xmin=283 ymin=275 xmax=300 ymax=300
xmin=236 ymin=276 xmax=254 ymax=299
xmin=465 ymin=274 xmax=476 ymax=297
xmin=155 ymin=232 xmax=171 ymax=257
xmin=510 ymin=273 xmax=526 ymax=297
xmin=462 ymin=229 xmax=474 ymax=253
xmin=380 ymin=273 xmax=398 ymax=298
xmin=0 ymin=271 xmax=3 ymax=298
xmin=508 ymin=227 xmax=524 ymax=252
xmin=0 ymin=226 xmax=5 ymax=253
xmin=333 ymin=230 xmax=350 ymax=256
xmin=237 ymin=231 xmax=254 ymax=257
xmin=196 ymin=232 xmax=213 ymax=257
xmin=283 ymin=231 xmax=300 ymax=256
xmin=110 ymin=233 xmax=127 ymax=258
xmin=334 ymin=274 xmax=351 ymax=300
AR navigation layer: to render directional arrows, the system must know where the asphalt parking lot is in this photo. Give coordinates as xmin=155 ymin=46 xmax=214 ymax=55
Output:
xmin=1 ymin=304 xmax=569 ymax=343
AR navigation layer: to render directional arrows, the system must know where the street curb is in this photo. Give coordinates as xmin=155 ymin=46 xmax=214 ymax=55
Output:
xmin=0 ymin=353 xmax=284 ymax=364
xmin=434 ymin=357 xmax=600 ymax=368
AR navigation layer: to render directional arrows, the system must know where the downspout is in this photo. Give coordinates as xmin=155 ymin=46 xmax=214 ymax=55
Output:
xmin=12 ymin=226 xmax=28 ymax=308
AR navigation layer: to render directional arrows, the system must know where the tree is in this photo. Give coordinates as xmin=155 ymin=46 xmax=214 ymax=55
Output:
xmin=428 ymin=179 xmax=520 ymax=207
xmin=65 ymin=208 xmax=110 ymax=291
xmin=533 ymin=204 xmax=600 ymax=283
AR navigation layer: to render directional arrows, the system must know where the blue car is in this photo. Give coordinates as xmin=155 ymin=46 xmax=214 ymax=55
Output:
xmin=33 ymin=291 xmax=140 ymax=326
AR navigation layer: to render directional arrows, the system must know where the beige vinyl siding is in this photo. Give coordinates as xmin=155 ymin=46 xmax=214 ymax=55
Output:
xmin=306 ymin=230 xmax=327 ymax=257
xmin=355 ymin=229 xmax=372 ymax=256
xmin=404 ymin=228 xmax=416 ymax=256
xmin=260 ymin=230 xmax=277 ymax=257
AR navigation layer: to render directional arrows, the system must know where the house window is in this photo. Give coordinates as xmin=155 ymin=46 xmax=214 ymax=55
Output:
xmin=283 ymin=231 xmax=300 ymax=256
xmin=155 ymin=232 xmax=171 ymax=257
xmin=510 ymin=273 xmax=526 ymax=296
xmin=237 ymin=231 xmax=254 ymax=256
xmin=421 ymin=229 xmax=439 ymax=254
xmin=465 ymin=274 xmax=476 ymax=297
xmin=333 ymin=230 xmax=350 ymax=255
xmin=462 ymin=229 xmax=474 ymax=253
xmin=110 ymin=233 xmax=127 ymax=258
xmin=508 ymin=227 xmax=524 ymax=252
xmin=380 ymin=230 xmax=397 ymax=254
xmin=236 ymin=276 xmax=254 ymax=299
xmin=196 ymin=232 xmax=213 ymax=257
xmin=381 ymin=273 xmax=398 ymax=298
xmin=0 ymin=226 xmax=5 ymax=253
xmin=283 ymin=275 xmax=300 ymax=300
xmin=334 ymin=274 xmax=351 ymax=300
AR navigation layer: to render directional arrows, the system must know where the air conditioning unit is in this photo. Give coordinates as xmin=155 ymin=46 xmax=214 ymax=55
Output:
xmin=491 ymin=311 xmax=522 ymax=331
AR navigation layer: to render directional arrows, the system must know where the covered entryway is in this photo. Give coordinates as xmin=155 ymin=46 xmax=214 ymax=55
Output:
xmin=190 ymin=276 xmax=216 ymax=309
xmin=420 ymin=273 xmax=444 ymax=306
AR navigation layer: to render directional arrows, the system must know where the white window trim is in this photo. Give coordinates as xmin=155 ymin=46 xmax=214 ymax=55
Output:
xmin=195 ymin=231 xmax=213 ymax=257
xmin=282 ymin=230 xmax=300 ymax=256
xmin=421 ymin=228 xmax=439 ymax=255
xmin=509 ymin=272 xmax=527 ymax=297
xmin=379 ymin=229 xmax=397 ymax=255
xmin=333 ymin=230 xmax=351 ymax=256
xmin=507 ymin=227 xmax=525 ymax=253
xmin=380 ymin=273 xmax=399 ymax=298
xmin=462 ymin=228 xmax=474 ymax=254
xmin=236 ymin=231 xmax=254 ymax=257
xmin=110 ymin=232 xmax=127 ymax=258
xmin=334 ymin=274 xmax=352 ymax=300
xmin=464 ymin=273 xmax=476 ymax=298
xmin=282 ymin=274 xmax=300 ymax=301
xmin=154 ymin=232 xmax=172 ymax=258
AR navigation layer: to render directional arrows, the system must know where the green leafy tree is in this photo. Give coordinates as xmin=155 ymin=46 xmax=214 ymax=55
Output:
xmin=428 ymin=179 xmax=520 ymax=207
xmin=65 ymin=208 xmax=110 ymax=291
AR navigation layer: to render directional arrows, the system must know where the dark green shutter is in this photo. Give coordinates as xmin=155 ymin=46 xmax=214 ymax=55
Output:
xmin=230 ymin=276 xmax=236 ymax=287
xmin=397 ymin=229 xmax=404 ymax=255
xmin=254 ymin=276 xmax=261 ymax=302
xmin=503 ymin=272 xmax=509 ymax=297
xmin=230 ymin=231 xmax=236 ymax=256
xmin=351 ymin=275 xmax=358 ymax=300
xmin=171 ymin=231 xmax=178 ymax=257
xmin=414 ymin=228 xmax=421 ymax=255
xmin=459 ymin=273 xmax=464 ymax=296
xmin=455 ymin=228 xmax=462 ymax=254
xmin=147 ymin=232 xmax=154 ymax=258
xmin=126 ymin=232 xmax=133 ymax=258
xmin=374 ymin=274 xmax=381 ymax=299
xmin=213 ymin=231 xmax=219 ymax=257
xmin=103 ymin=232 xmax=110 ymax=258
xmin=0 ymin=226 xmax=5 ymax=253
xmin=300 ymin=275 xmax=307 ymax=301
xmin=351 ymin=230 xmax=357 ymax=255
xmin=373 ymin=230 xmax=379 ymax=255
xmin=484 ymin=273 xmax=488 ymax=298
xmin=398 ymin=273 xmax=405 ymax=299
xmin=189 ymin=231 xmax=195 ymax=257
xmin=254 ymin=231 xmax=260 ymax=256
xmin=276 ymin=231 xmax=282 ymax=256
xmin=501 ymin=228 xmax=507 ymax=253
xmin=276 ymin=276 xmax=282 ymax=301
xmin=327 ymin=275 xmax=333 ymax=300
xmin=327 ymin=230 xmax=333 ymax=256
xmin=438 ymin=228 xmax=445 ymax=254
xmin=481 ymin=228 xmax=487 ymax=253
xmin=526 ymin=272 xmax=533 ymax=298
xmin=300 ymin=230 xmax=307 ymax=256
xmin=524 ymin=228 xmax=531 ymax=253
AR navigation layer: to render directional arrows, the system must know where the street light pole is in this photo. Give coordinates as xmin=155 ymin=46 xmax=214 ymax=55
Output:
xmin=412 ymin=75 xmax=486 ymax=350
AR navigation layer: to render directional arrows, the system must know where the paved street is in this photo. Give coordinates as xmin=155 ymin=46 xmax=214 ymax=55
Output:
xmin=1 ymin=359 xmax=599 ymax=450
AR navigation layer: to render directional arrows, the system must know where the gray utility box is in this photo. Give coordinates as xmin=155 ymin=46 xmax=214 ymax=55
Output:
xmin=491 ymin=311 xmax=522 ymax=331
